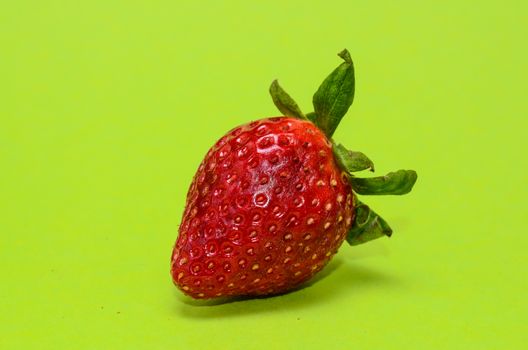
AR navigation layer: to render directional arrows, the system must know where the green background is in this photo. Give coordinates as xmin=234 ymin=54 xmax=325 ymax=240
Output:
xmin=1 ymin=1 xmax=527 ymax=349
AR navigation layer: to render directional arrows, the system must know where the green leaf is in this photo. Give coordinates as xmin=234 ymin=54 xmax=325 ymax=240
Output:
xmin=312 ymin=49 xmax=355 ymax=137
xmin=350 ymin=170 xmax=417 ymax=195
xmin=332 ymin=143 xmax=375 ymax=173
xmin=346 ymin=200 xmax=392 ymax=246
xmin=269 ymin=80 xmax=306 ymax=120
xmin=306 ymin=112 xmax=317 ymax=123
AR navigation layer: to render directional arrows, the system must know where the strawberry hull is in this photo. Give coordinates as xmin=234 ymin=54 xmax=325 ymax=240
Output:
xmin=171 ymin=117 xmax=354 ymax=299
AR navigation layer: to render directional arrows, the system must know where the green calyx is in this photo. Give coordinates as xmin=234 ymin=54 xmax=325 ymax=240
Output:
xmin=269 ymin=80 xmax=307 ymax=120
xmin=333 ymin=143 xmax=375 ymax=173
xmin=269 ymin=48 xmax=418 ymax=246
xmin=346 ymin=199 xmax=392 ymax=246
xmin=312 ymin=49 xmax=355 ymax=138
xmin=350 ymin=170 xmax=417 ymax=196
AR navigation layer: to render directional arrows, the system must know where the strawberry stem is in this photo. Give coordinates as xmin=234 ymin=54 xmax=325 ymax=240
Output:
xmin=306 ymin=111 xmax=317 ymax=123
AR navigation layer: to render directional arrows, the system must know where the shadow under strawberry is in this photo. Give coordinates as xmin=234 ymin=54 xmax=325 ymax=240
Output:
xmin=175 ymin=259 xmax=399 ymax=318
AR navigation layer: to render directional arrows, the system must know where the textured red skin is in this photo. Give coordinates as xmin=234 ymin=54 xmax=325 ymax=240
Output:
xmin=171 ymin=117 xmax=354 ymax=299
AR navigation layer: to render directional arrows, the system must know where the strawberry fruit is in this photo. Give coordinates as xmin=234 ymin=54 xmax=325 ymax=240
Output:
xmin=171 ymin=49 xmax=417 ymax=299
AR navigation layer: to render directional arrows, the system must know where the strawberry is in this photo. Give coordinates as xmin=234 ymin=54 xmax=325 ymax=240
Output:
xmin=171 ymin=49 xmax=417 ymax=299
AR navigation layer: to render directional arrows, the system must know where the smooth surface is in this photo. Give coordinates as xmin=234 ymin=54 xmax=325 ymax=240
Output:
xmin=1 ymin=1 xmax=527 ymax=349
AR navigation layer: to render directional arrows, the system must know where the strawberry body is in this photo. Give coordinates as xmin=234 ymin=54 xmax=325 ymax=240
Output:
xmin=171 ymin=117 xmax=354 ymax=299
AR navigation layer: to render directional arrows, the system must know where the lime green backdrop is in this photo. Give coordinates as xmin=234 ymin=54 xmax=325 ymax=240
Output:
xmin=1 ymin=1 xmax=527 ymax=349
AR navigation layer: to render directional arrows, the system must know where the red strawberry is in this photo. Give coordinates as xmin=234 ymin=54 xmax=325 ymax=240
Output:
xmin=172 ymin=117 xmax=354 ymax=298
xmin=171 ymin=49 xmax=417 ymax=299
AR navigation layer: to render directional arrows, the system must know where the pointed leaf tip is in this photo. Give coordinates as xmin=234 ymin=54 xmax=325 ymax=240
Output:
xmin=338 ymin=49 xmax=353 ymax=64
xmin=269 ymin=80 xmax=306 ymax=120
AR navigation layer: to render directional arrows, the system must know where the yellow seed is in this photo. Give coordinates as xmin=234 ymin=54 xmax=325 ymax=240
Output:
xmin=338 ymin=216 xmax=343 ymax=223
xmin=304 ymin=234 xmax=311 ymax=240
xmin=182 ymin=286 xmax=190 ymax=291
xmin=179 ymin=257 xmax=188 ymax=265
xmin=307 ymin=218 xmax=315 ymax=225
xmin=316 ymin=180 xmax=324 ymax=187
xmin=177 ymin=272 xmax=184 ymax=280
xmin=253 ymin=278 xmax=260 ymax=283
xmin=325 ymin=203 xmax=332 ymax=211
xmin=312 ymin=253 xmax=317 ymax=260
xmin=198 ymin=293 xmax=205 ymax=297
xmin=284 ymin=233 xmax=292 ymax=240
xmin=336 ymin=194 xmax=344 ymax=202
xmin=324 ymin=222 xmax=331 ymax=229
xmin=267 ymin=268 xmax=273 ymax=274
xmin=331 ymin=179 xmax=338 ymax=187
xmin=326 ymin=251 xmax=331 ymax=257
xmin=283 ymin=257 xmax=291 ymax=264
xmin=294 ymin=271 xmax=301 ymax=276
xmin=252 ymin=264 xmax=260 ymax=271
xmin=228 ymin=283 xmax=234 ymax=288
xmin=285 ymin=246 xmax=292 ymax=253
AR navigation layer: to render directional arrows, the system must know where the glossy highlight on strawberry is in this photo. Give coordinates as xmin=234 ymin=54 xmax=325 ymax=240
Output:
xmin=171 ymin=49 xmax=417 ymax=300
